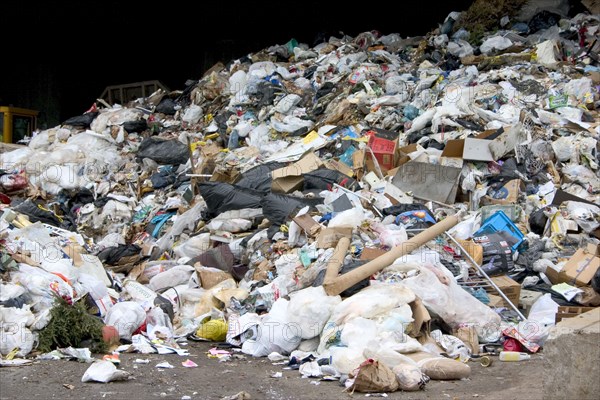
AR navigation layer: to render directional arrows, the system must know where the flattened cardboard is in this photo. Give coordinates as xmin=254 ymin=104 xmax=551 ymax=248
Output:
xmin=360 ymin=248 xmax=387 ymax=261
xmin=316 ymin=226 xmax=353 ymax=249
xmin=325 ymin=159 xmax=354 ymax=177
xmin=480 ymin=179 xmax=523 ymax=206
xmin=457 ymin=239 xmax=483 ymax=266
xmin=271 ymin=152 xmax=323 ymax=180
xmin=407 ymin=297 xmax=431 ymax=337
xmin=271 ymin=152 xmax=323 ymax=193
xmin=332 ymin=194 xmax=353 ymax=212
xmin=353 ymin=149 xmax=366 ymax=180
xmin=463 ymin=138 xmax=495 ymax=161
xmin=488 ymin=124 xmax=527 ymax=160
xmin=391 ymin=161 xmax=461 ymax=204
xmin=195 ymin=266 xmax=233 ymax=289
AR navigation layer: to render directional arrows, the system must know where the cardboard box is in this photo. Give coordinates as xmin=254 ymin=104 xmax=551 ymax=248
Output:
xmin=439 ymin=129 xmax=499 ymax=167
xmin=487 ymin=275 xmax=521 ymax=307
xmin=292 ymin=213 xmax=321 ymax=237
xmin=271 ymin=152 xmax=323 ymax=193
xmin=457 ymin=239 xmax=483 ymax=266
xmin=395 ymin=143 xmax=419 ymax=167
xmin=553 ymin=244 xmax=600 ymax=287
xmin=439 ymin=139 xmax=465 ymax=168
xmin=487 ymin=293 xmax=505 ymax=308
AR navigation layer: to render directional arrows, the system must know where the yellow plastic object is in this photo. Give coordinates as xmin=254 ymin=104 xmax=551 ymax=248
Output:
xmin=195 ymin=319 xmax=228 ymax=342
xmin=0 ymin=106 xmax=38 ymax=143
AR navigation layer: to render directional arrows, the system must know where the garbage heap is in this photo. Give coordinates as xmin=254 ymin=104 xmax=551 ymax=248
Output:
xmin=1 ymin=3 xmax=599 ymax=392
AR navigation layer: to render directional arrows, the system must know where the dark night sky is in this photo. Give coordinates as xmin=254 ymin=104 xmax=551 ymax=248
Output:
xmin=1 ymin=1 xmax=473 ymax=126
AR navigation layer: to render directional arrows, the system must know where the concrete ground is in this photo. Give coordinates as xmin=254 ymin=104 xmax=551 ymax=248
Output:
xmin=0 ymin=342 xmax=548 ymax=400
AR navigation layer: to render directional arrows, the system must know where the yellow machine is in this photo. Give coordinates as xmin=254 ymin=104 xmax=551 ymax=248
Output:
xmin=0 ymin=106 xmax=38 ymax=143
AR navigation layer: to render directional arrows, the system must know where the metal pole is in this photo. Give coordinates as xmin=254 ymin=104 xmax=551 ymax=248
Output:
xmin=445 ymin=232 xmax=527 ymax=321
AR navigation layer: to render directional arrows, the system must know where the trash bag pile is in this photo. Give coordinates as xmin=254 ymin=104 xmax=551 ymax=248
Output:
xmin=1 ymin=1 xmax=599 ymax=391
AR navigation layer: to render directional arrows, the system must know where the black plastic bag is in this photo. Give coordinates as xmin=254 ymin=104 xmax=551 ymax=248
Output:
xmin=234 ymin=162 xmax=285 ymax=193
xmin=13 ymin=199 xmax=75 ymax=231
xmin=261 ymin=193 xmax=322 ymax=239
xmin=592 ymin=268 xmax=600 ymax=294
xmin=150 ymin=170 xmax=176 ymax=189
xmin=155 ymin=98 xmax=177 ymax=115
xmin=136 ymin=137 xmax=189 ymax=165
xmin=62 ymin=112 xmax=98 ymax=128
xmin=252 ymin=81 xmax=279 ymax=107
xmin=198 ymin=182 xmax=263 ymax=218
xmin=261 ymin=193 xmax=322 ymax=226
xmin=312 ymin=260 xmax=369 ymax=297
xmin=123 ymin=119 xmax=148 ymax=133
xmin=316 ymin=82 xmax=335 ymax=99
xmin=303 ymin=168 xmax=359 ymax=191
xmin=382 ymin=203 xmax=435 ymax=220
xmin=97 ymin=244 xmax=141 ymax=266
xmin=57 ymin=188 xmax=95 ymax=221
xmin=529 ymin=209 xmax=548 ymax=236
xmin=528 ymin=10 xmax=561 ymax=33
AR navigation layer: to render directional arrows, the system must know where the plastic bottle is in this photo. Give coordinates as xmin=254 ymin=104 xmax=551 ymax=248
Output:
xmin=499 ymin=351 xmax=530 ymax=361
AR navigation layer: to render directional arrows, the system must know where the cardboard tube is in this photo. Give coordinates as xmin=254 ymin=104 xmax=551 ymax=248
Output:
xmin=323 ymin=215 xmax=460 ymax=296
xmin=323 ymin=237 xmax=350 ymax=285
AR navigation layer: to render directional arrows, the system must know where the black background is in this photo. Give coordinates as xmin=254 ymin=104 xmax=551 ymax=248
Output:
xmin=0 ymin=1 xmax=472 ymax=125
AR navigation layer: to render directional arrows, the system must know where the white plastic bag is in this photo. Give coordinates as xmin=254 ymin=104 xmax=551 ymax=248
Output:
xmin=536 ymin=40 xmax=559 ymax=67
xmin=173 ymin=233 xmax=211 ymax=259
xmin=0 ymin=325 xmax=35 ymax=357
xmin=389 ymin=256 xmax=501 ymax=341
xmin=287 ymin=286 xmax=341 ymax=339
xmin=148 ymin=265 xmax=195 ymax=292
xmin=564 ymin=77 xmax=592 ymax=101
xmin=518 ymin=293 xmax=558 ymax=346
xmin=242 ymin=298 xmax=301 ymax=357
xmin=372 ymin=223 xmax=408 ymax=248
xmin=156 ymin=202 xmax=205 ymax=252
xmin=330 ymin=346 xmax=366 ymax=374
xmin=81 ymin=360 xmax=130 ymax=383
xmin=104 ymin=301 xmax=146 ymax=341
xmin=480 ymin=36 xmax=512 ymax=54
xmin=447 ymin=40 xmax=473 ymax=58
xmin=392 ymin=363 xmax=429 ymax=391
xmin=181 ymin=104 xmax=203 ymax=124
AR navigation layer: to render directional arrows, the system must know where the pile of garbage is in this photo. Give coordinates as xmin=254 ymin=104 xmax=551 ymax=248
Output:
xmin=1 ymin=2 xmax=599 ymax=392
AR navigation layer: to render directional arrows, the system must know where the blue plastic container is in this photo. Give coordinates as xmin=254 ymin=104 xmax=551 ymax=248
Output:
xmin=474 ymin=210 xmax=524 ymax=252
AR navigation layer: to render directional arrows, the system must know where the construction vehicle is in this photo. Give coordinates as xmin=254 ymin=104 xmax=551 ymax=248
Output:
xmin=0 ymin=106 xmax=38 ymax=144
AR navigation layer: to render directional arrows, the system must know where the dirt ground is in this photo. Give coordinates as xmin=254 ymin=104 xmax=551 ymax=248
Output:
xmin=0 ymin=342 xmax=544 ymax=400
